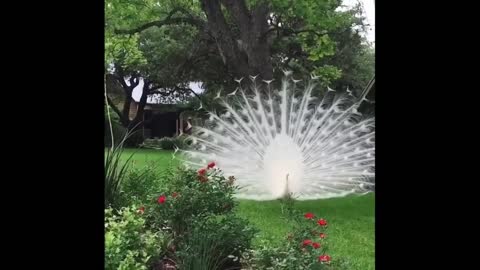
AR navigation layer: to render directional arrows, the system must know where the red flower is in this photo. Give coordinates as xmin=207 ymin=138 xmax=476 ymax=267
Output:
xmin=304 ymin=212 xmax=314 ymax=219
xmin=172 ymin=192 xmax=178 ymax=198
xmin=207 ymin=161 xmax=215 ymax=169
xmin=319 ymin=233 xmax=326 ymax=239
xmin=317 ymin=218 xmax=327 ymax=226
xmin=302 ymin=239 xmax=312 ymax=246
xmin=137 ymin=206 xmax=145 ymax=214
xmin=198 ymin=168 xmax=207 ymax=175
xmin=312 ymin=242 xmax=321 ymax=249
xmin=318 ymin=255 xmax=331 ymax=263
xmin=157 ymin=195 xmax=166 ymax=204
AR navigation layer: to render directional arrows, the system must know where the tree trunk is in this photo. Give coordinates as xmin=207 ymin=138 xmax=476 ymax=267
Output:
xmin=245 ymin=3 xmax=273 ymax=80
xmin=107 ymin=70 xmax=140 ymax=128
xmin=200 ymin=0 xmax=250 ymax=78
xmin=200 ymin=0 xmax=274 ymax=82
xmin=130 ymin=83 xmax=149 ymax=130
xmin=121 ymin=94 xmax=132 ymax=126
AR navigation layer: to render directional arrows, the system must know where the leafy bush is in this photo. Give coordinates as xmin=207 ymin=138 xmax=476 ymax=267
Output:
xmin=142 ymin=135 xmax=188 ymax=150
xmin=119 ymin=164 xmax=165 ymax=206
xmin=140 ymin=163 xmax=257 ymax=269
xmin=124 ymin=129 xmax=144 ymax=147
xmin=176 ymin=214 xmax=256 ymax=270
xmin=105 ymin=206 xmax=167 ymax=270
xmin=176 ymin=231 xmax=224 ymax=270
xmin=145 ymin=166 xmax=239 ymax=234
xmin=158 ymin=137 xmax=175 ymax=150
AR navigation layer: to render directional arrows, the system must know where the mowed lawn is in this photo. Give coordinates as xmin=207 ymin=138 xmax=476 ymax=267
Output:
xmin=117 ymin=148 xmax=179 ymax=168
xmin=238 ymin=196 xmax=374 ymax=270
xmin=116 ymin=148 xmax=375 ymax=270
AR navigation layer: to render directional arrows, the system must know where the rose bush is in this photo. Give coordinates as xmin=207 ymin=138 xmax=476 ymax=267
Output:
xmin=141 ymin=163 xmax=258 ymax=269
xmin=241 ymin=197 xmax=346 ymax=270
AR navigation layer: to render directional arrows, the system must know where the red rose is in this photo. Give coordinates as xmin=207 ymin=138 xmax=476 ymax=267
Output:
xmin=304 ymin=212 xmax=314 ymax=219
xmin=157 ymin=195 xmax=166 ymax=204
xmin=319 ymin=233 xmax=326 ymax=239
xmin=317 ymin=218 xmax=327 ymax=226
xmin=207 ymin=162 xmax=215 ymax=169
xmin=198 ymin=168 xmax=207 ymax=175
xmin=318 ymin=255 xmax=331 ymax=263
xmin=312 ymin=242 xmax=321 ymax=249
xmin=137 ymin=206 xmax=145 ymax=214
xmin=172 ymin=192 xmax=178 ymax=198
xmin=302 ymin=239 xmax=312 ymax=246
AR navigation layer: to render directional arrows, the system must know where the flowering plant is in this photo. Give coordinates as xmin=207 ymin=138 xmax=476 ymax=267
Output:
xmin=144 ymin=163 xmax=239 ymax=235
xmin=242 ymin=197 xmax=338 ymax=270
xmin=140 ymin=162 xmax=257 ymax=269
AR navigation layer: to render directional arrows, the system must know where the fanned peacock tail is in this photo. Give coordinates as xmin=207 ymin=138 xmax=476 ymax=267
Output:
xmin=178 ymin=75 xmax=375 ymax=200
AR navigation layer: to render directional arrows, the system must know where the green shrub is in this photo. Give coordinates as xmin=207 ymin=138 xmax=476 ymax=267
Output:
xmin=124 ymin=129 xmax=144 ymax=147
xmin=141 ymin=138 xmax=160 ymax=149
xmin=141 ymin=164 xmax=257 ymax=269
xmin=176 ymin=231 xmax=224 ymax=270
xmin=176 ymin=214 xmax=256 ymax=270
xmin=145 ymin=166 xmax=240 ymax=234
xmin=142 ymin=135 xmax=188 ymax=150
xmin=175 ymin=134 xmax=190 ymax=147
xmin=119 ymin=164 xmax=165 ymax=206
xmin=105 ymin=206 xmax=167 ymax=270
xmin=158 ymin=137 xmax=175 ymax=150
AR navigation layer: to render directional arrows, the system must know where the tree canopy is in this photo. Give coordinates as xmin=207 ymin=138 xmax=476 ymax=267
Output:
xmin=105 ymin=0 xmax=375 ymax=126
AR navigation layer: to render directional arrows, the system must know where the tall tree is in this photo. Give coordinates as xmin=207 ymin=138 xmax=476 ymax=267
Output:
xmin=112 ymin=0 xmax=362 ymax=86
xmin=106 ymin=0 xmax=374 ymax=123
xmin=105 ymin=0 xmax=202 ymax=129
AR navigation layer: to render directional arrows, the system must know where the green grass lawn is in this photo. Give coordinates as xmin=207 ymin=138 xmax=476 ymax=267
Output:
xmin=116 ymin=148 xmax=375 ymax=270
xmin=117 ymin=148 xmax=179 ymax=169
xmin=238 ymin=196 xmax=374 ymax=270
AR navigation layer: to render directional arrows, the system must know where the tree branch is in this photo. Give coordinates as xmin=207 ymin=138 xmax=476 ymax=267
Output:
xmin=264 ymin=25 xmax=328 ymax=39
xmin=115 ymin=7 xmax=205 ymax=35
xmin=175 ymin=86 xmax=202 ymax=101
xmin=128 ymin=74 xmax=140 ymax=88
xmin=265 ymin=25 xmax=352 ymax=47
xmin=149 ymin=89 xmax=175 ymax=97
xmin=112 ymin=65 xmax=131 ymax=91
